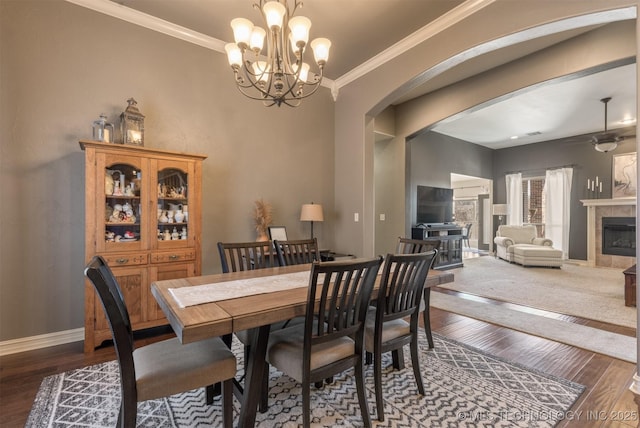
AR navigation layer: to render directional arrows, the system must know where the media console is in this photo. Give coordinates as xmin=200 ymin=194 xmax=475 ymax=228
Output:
xmin=411 ymin=223 xmax=464 ymax=269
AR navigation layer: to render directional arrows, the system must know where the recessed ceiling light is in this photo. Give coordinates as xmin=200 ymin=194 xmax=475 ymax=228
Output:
xmin=619 ymin=118 xmax=636 ymax=124
xmin=510 ymin=135 xmax=519 ymax=140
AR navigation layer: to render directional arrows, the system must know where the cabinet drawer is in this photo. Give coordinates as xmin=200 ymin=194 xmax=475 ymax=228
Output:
xmin=151 ymin=249 xmax=196 ymax=264
xmin=101 ymin=253 xmax=148 ymax=267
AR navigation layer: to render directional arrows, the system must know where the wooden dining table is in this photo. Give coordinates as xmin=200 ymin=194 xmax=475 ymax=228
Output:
xmin=151 ymin=262 xmax=454 ymax=427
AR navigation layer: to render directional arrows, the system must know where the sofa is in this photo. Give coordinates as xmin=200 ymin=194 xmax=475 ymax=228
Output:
xmin=494 ymin=225 xmax=562 ymax=267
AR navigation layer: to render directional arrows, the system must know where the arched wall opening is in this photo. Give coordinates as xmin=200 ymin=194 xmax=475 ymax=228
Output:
xmin=333 ymin=4 xmax=638 ymax=259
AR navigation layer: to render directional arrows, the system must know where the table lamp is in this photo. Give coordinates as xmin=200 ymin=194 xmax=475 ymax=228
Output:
xmin=300 ymin=203 xmax=324 ymax=240
xmin=492 ymin=204 xmax=508 ymax=225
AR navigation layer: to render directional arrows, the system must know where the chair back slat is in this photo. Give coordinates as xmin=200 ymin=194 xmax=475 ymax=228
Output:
xmin=305 ymin=257 xmax=382 ymax=348
xmin=84 ymin=256 xmax=137 ymax=398
xmin=379 ymin=251 xmax=438 ymax=322
xmin=274 ymin=238 xmax=320 ymax=266
xmin=217 ymin=241 xmax=279 ymax=273
xmin=396 ymin=236 xmax=441 ymax=254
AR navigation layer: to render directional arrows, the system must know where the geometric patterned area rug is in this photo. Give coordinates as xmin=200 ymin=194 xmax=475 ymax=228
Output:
xmin=26 ymin=332 xmax=585 ymax=427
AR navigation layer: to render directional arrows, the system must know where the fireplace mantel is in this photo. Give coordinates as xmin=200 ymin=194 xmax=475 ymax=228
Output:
xmin=581 ymin=198 xmax=636 ymax=207
xmin=581 ymin=198 xmax=637 ymax=267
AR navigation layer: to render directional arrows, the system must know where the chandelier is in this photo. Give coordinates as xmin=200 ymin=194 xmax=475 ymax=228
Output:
xmin=225 ymin=0 xmax=331 ymax=107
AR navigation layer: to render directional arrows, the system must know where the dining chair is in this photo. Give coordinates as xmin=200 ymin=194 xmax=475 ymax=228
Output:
xmin=217 ymin=239 xmax=285 ymax=413
xmin=364 ymin=250 xmax=437 ymax=422
xmin=396 ymin=236 xmax=441 ymax=254
xmin=84 ymin=255 xmax=236 ymax=428
xmin=274 ymin=237 xmax=321 ymax=266
xmin=217 ymin=240 xmax=279 ymax=272
xmin=266 ymin=257 xmax=383 ymax=428
xmin=462 ymin=223 xmax=472 ymax=247
xmin=395 ymin=236 xmax=440 ymax=349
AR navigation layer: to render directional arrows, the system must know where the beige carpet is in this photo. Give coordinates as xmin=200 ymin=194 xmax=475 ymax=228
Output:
xmin=430 ymin=256 xmax=637 ymax=363
xmin=439 ymin=256 xmax=636 ymax=328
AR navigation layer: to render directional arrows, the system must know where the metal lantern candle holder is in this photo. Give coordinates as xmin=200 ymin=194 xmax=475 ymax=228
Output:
xmin=119 ymin=98 xmax=145 ymax=146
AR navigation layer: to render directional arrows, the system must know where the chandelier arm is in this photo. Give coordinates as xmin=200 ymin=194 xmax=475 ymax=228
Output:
xmin=228 ymin=0 xmax=327 ymax=107
xmin=282 ymin=65 xmax=324 ymax=99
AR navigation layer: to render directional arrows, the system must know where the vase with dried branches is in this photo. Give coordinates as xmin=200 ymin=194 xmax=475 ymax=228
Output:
xmin=253 ymin=198 xmax=272 ymax=242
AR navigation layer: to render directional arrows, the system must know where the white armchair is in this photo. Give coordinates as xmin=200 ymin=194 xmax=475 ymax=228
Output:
xmin=494 ymin=225 xmax=553 ymax=262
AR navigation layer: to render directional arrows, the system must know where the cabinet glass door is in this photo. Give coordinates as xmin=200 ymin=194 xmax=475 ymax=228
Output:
xmin=156 ymin=167 xmax=189 ymax=244
xmin=102 ymin=159 xmax=144 ymax=252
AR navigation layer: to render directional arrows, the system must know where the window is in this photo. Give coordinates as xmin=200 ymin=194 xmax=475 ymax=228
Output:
xmin=522 ymin=177 xmax=545 ymax=236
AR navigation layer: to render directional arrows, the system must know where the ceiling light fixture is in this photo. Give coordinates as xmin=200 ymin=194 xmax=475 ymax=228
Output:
xmin=592 ymin=97 xmax=622 ymax=153
xmin=225 ymin=0 xmax=331 ymax=107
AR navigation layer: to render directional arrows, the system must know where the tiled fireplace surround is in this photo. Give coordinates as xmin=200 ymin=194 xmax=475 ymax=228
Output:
xmin=581 ymin=198 xmax=637 ymax=268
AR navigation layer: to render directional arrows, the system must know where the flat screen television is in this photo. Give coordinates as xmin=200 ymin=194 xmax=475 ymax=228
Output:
xmin=416 ymin=185 xmax=453 ymax=224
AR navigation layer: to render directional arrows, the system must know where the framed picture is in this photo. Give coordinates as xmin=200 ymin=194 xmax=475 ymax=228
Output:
xmin=268 ymin=226 xmax=288 ymax=241
xmin=453 ymin=199 xmax=476 ymax=223
xmin=612 ymin=152 xmax=637 ymax=198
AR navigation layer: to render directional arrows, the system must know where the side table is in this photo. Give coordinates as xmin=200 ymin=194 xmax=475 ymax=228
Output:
xmin=623 ymin=264 xmax=636 ymax=307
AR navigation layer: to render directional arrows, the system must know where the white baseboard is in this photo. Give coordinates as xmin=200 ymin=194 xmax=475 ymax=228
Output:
xmin=0 ymin=328 xmax=84 ymax=356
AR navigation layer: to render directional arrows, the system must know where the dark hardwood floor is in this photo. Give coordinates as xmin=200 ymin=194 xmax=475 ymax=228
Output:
xmin=1 ymin=289 xmax=638 ymax=427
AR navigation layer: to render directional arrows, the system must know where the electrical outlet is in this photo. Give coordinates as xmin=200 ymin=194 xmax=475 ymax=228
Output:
xmin=354 ymin=212 xmax=359 ymax=222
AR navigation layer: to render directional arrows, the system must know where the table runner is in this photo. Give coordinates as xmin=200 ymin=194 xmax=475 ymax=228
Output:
xmin=169 ymin=271 xmax=312 ymax=308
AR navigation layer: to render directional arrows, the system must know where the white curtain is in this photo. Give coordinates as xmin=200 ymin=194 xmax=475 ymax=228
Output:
xmin=544 ymin=167 xmax=573 ymax=259
xmin=505 ymin=173 xmax=522 ymax=225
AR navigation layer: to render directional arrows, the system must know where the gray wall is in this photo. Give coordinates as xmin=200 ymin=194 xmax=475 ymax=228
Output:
xmin=493 ymin=137 xmax=636 ymax=260
xmin=0 ymin=1 xmax=335 ymax=342
xmin=406 ymin=132 xmax=494 ymax=236
xmin=1 ymin=0 xmax=637 ymax=345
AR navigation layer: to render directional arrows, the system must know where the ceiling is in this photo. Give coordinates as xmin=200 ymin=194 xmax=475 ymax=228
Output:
xmin=99 ymin=0 xmax=636 ymax=149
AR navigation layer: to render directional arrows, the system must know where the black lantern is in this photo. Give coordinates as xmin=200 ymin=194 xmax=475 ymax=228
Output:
xmin=119 ymin=98 xmax=145 ymax=146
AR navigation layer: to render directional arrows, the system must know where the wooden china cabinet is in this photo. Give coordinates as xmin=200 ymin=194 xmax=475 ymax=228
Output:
xmin=80 ymin=140 xmax=207 ymax=352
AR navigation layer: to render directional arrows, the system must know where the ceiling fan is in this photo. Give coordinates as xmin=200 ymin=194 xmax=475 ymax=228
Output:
xmin=592 ymin=97 xmax=624 ymax=153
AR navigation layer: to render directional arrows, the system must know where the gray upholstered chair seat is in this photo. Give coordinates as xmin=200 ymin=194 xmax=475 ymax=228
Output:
xmin=267 ymin=322 xmax=355 ymax=383
xmin=134 ymin=336 xmax=237 ymax=402
xmin=364 ymin=307 xmax=410 ymax=353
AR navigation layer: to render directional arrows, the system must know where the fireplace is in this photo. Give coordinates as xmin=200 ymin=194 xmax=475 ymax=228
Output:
xmin=602 ymin=217 xmax=636 ymax=257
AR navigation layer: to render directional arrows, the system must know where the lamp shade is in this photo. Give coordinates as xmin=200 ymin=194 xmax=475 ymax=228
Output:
xmin=492 ymin=204 xmax=508 ymax=216
xmin=300 ymin=203 xmax=324 ymax=222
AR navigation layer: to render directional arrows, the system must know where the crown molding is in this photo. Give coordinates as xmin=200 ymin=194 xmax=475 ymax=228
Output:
xmin=65 ymin=0 xmax=335 ymax=90
xmin=66 ymin=0 xmax=226 ymax=51
xmin=333 ymin=0 xmax=496 ymax=90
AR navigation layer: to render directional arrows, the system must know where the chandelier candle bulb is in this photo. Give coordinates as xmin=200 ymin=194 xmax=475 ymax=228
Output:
xmin=250 ymin=27 xmax=266 ymax=52
xmin=225 ymin=43 xmax=243 ymax=67
xmin=263 ymin=1 xmax=286 ymax=29
xmin=231 ymin=18 xmax=253 ymax=47
xmin=288 ymin=16 xmax=311 ymax=47
xmin=311 ymin=38 xmax=331 ymax=65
